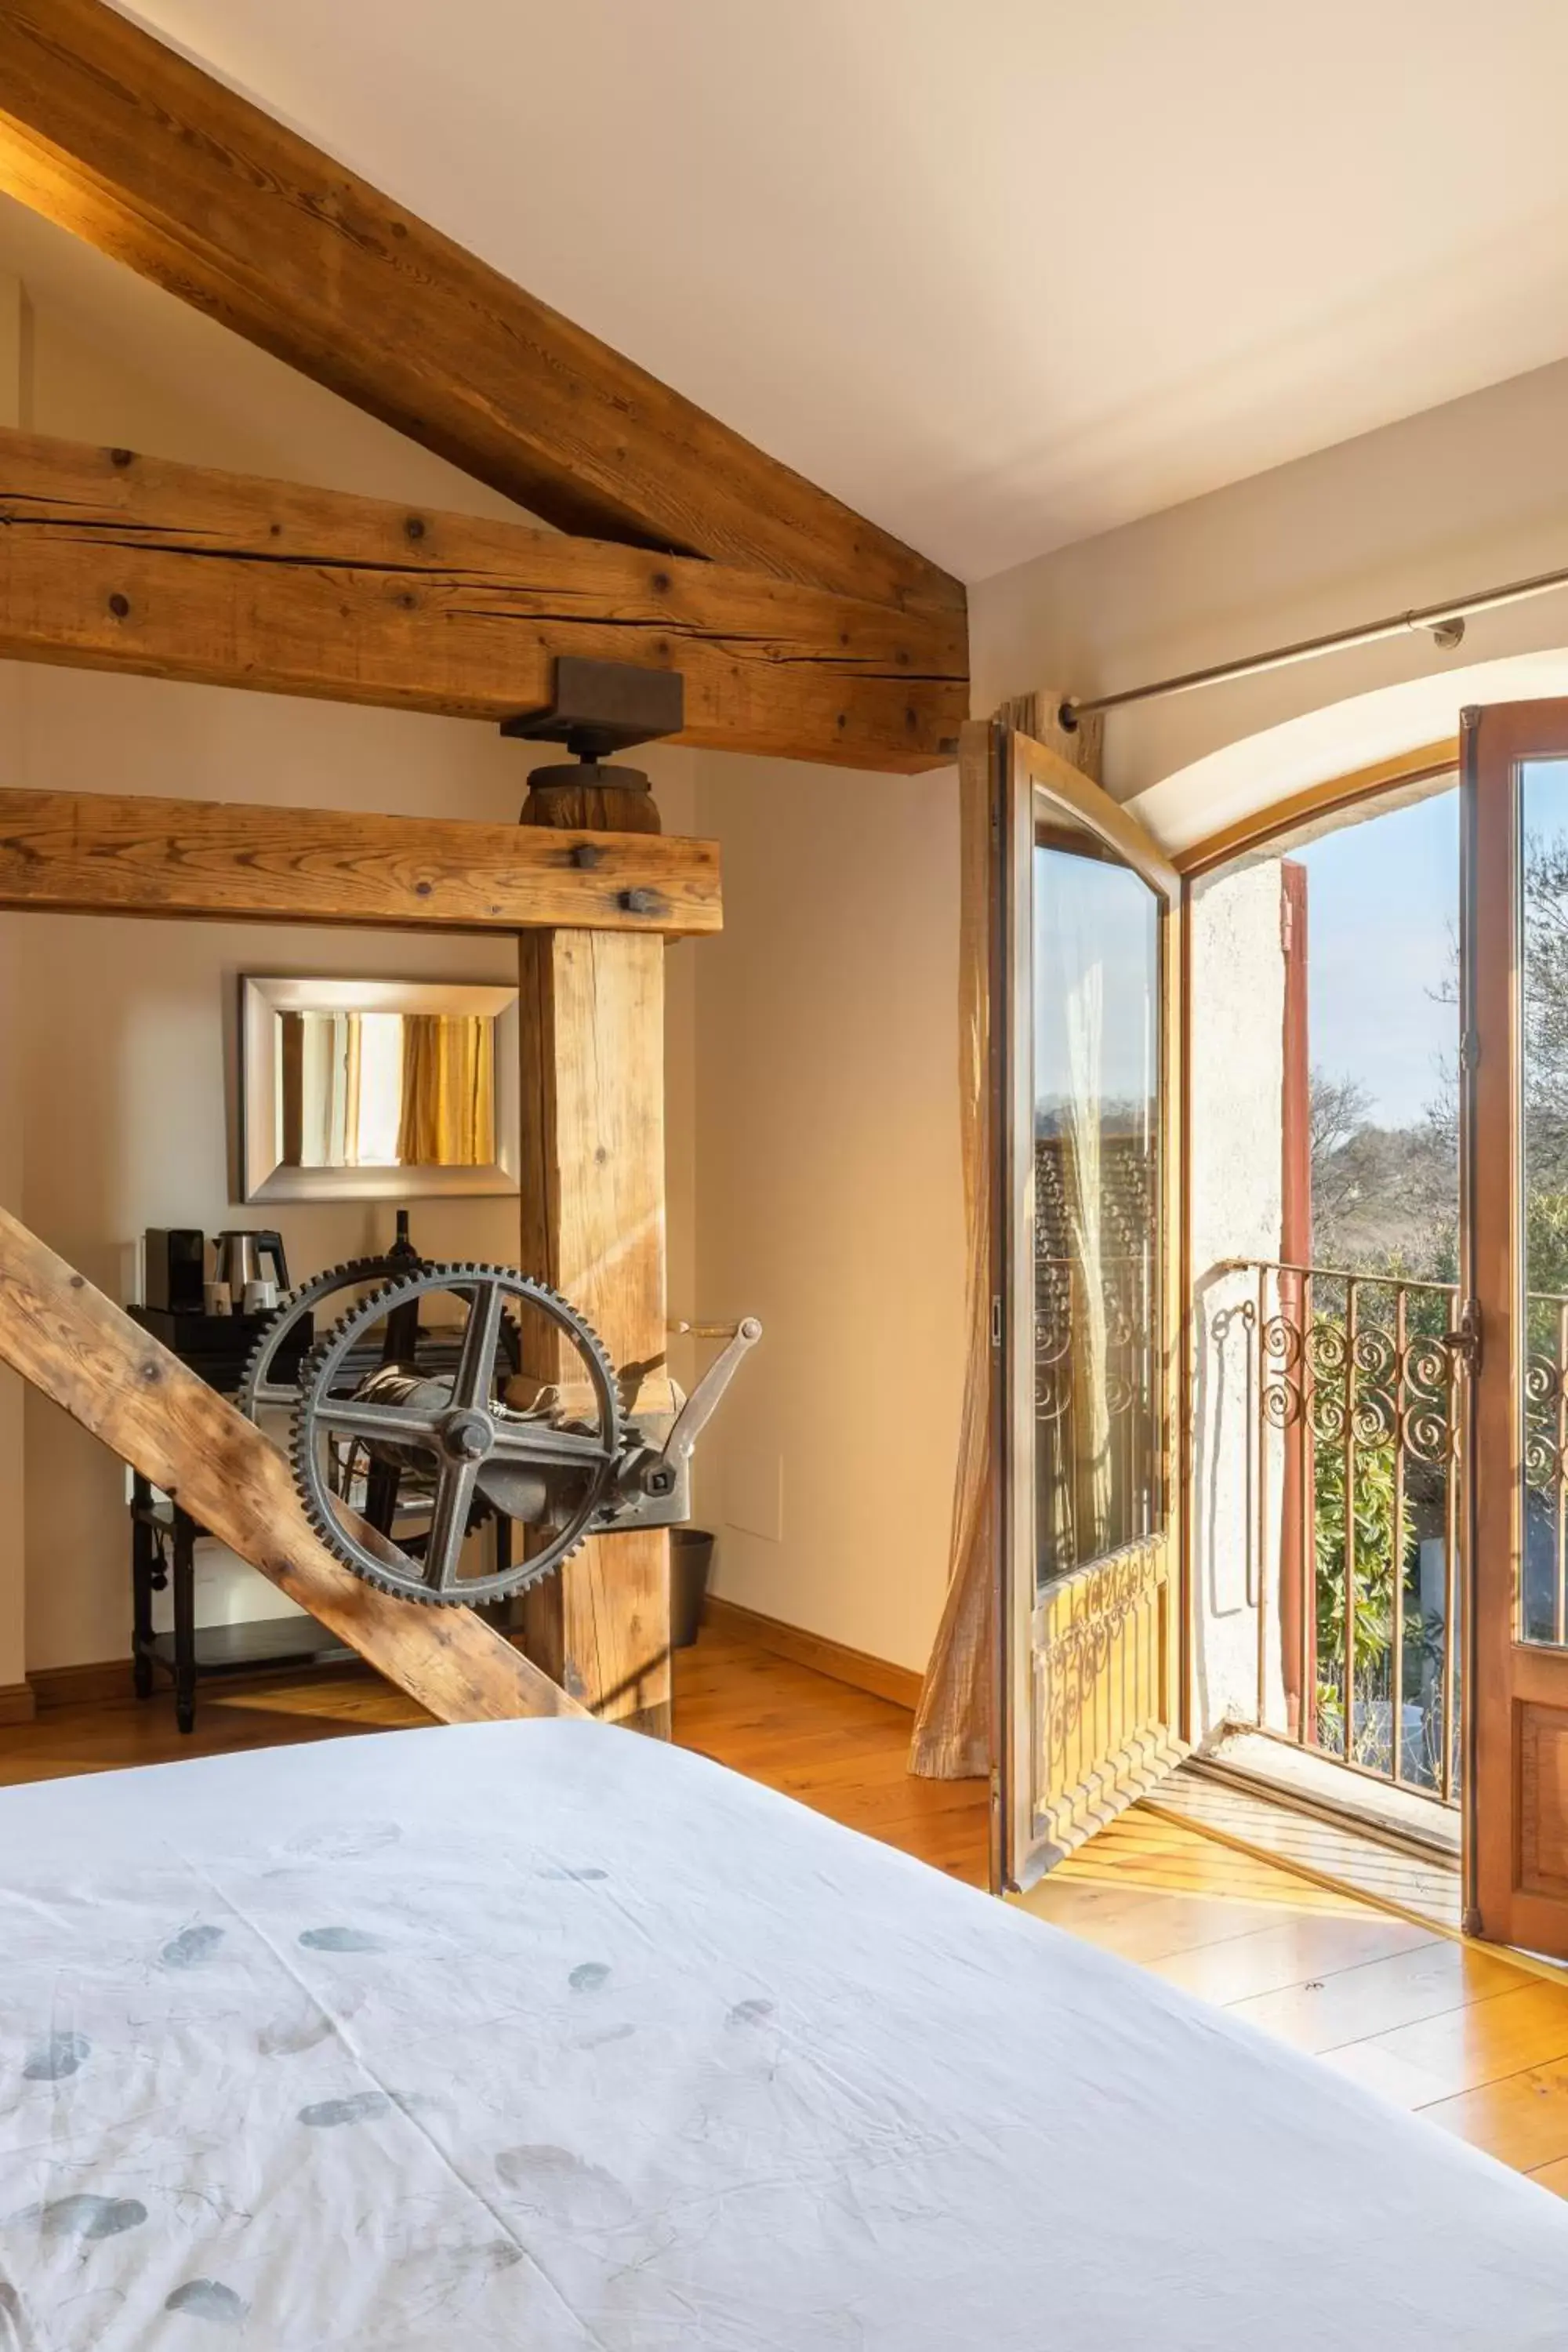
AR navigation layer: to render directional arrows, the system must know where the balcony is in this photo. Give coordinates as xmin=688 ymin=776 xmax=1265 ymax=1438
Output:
xmin=1196 ymin=1259 xmax=1466 ymax=1810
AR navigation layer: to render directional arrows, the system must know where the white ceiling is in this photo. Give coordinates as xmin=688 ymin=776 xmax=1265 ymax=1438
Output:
xmin=111 ymin=0 xmax=1568 ymax=581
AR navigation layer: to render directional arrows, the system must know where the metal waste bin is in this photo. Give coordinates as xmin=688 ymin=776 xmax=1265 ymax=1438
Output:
xmin=671 ymin=1527 xmax=714 ymax=1648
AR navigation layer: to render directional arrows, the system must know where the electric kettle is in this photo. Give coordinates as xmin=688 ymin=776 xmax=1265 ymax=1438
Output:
xmin=212 ymin=1229 xmax=289 ymax=1296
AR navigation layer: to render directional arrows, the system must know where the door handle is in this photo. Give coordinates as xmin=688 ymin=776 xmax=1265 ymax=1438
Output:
xmin=1441 ymin=1299 xmax=1483 ymax=1377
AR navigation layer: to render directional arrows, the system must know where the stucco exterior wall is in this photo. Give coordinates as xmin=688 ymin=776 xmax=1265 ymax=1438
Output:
xmin=1188 ymin=858 xmax=1289 ymax=1738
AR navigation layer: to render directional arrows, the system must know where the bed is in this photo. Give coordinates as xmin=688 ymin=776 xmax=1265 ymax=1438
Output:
xmin=4 ymin=1721 xmax=1567 ymax=2350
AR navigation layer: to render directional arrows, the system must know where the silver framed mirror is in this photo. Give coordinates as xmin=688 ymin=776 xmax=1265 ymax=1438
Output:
xmin=240 ymin=976 xmax=520 ymax=1203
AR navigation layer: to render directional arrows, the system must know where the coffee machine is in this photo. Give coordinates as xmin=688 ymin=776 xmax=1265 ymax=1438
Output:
xmin=143 ymin=1229 xmax=207 ymax=1316
xmin=212 ymin=1230 xmax=290 ymax=1301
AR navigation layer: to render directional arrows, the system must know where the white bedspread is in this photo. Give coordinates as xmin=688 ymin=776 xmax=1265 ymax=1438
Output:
xmin=3 ymin=1720 xmax=1567 ymax=2349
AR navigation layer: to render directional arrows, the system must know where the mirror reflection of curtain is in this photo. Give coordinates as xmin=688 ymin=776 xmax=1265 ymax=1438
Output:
xmin=277 ymin=1008 xmax=495 ymax=1170
xmin=397 ymin=1015 xmax=495 ymax=1167
xmin=280 ymin=1011 xmax=362 ymax=1167
xmin=279 ymin=1010 xmax=304 ymax=1168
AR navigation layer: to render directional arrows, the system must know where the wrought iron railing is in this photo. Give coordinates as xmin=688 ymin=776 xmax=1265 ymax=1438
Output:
xmin=1035 ymin=1254 xmax=1159 ymax=1585
xmin=1524 ymin=1294 xmax=1568 ymax=1646
xmin=1200 ymin=1260 xmax=1465 ymax=1805
xmin=1032 ymin=1134 xmax=1161 ymax=1587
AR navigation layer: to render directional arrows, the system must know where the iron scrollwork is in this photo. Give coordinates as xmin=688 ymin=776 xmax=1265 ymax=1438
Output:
xmin=1250 ymin=1281 xmax=1461 ymax=1469
xmin=1033 ymin=1136 xmax=1159 ymax=1578
xmin=1038 ymin=1549 xmax=1166 ymax=1760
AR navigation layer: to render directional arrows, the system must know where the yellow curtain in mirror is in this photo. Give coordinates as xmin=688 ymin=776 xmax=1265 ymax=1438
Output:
xmin=277 ymin=1010 xmax=493 ymax=1169
xmin=396 ymin=1014 xmax=495 ymax=1167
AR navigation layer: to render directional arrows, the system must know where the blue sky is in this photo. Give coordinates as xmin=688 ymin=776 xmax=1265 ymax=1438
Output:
xmin=1294 ymin=789 xmax=1457 ymax=1131
xmin=1029 ymin=789 xmax=1463 ymax=1134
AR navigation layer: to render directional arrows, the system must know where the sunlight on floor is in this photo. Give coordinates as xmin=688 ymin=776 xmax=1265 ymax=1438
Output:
xmin=1014 ymin=1799 xmax=1568 ymax=2195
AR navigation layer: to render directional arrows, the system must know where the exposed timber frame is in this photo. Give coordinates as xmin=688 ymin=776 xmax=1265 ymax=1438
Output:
xmin=0 ymin=0 xmax=965 ymax=1735
xmin=0 ymin=784 xmax=720 ymax=935
xmin=0 ymin=0 xmax=964 ymax=625
xmin=0 ymin=430 xmax=965 ymax=771
xmin=0 ymin=783 xmax=722 ymax=1727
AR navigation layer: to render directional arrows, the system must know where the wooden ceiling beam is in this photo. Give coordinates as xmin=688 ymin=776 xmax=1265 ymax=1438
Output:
xmin=0 ymin=0 xmax=965 ymax=624
xmin=0 ymin=783 xmax=721 ymax=937
xmin=0 ymin=427 xmax=964 ymax=771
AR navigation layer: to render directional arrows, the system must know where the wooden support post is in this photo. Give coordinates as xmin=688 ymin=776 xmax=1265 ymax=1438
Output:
xmin=516 ymin=765 xmax=673 ymax=1733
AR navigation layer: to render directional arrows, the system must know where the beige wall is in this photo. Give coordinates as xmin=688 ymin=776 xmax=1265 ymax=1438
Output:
xmin=688 ymin=755 xmax=965 ymax=1674
xmin=0 ymin=214 xmax=699 ymax=1677
xmin=17 ymin=904 xmax=514 ymax=1671
xmin=684 ymin=353 xmax=1568 ymax=1688
xmin=1187 ymin=860 xmax=1290 ymax=1738
xmin=972 ymin=354 xmax=1568 ymax=808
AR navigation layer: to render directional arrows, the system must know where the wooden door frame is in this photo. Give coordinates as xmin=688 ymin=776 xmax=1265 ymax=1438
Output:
xmin=995 ymin=723 xmax=1185 ymax=1887
xmin=1461 ymin=696 xmax=1568 ymax=1948
xmin=1174 ymin=739 xmax=1460 ymax=882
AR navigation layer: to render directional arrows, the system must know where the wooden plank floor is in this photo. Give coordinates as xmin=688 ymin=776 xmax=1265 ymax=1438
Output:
xmin=1153 ymin=1766 xmax=1462 ymax=1929
xmin=670 ymin=1621 xmax=989 ymax=1881
xmin=9 ymin=1620 xmax=1568 ymax=2195
xmin=1018 ymin=1804 xmax=1568 ymax=2195
xmin=0 ymin=1620 xmax=991 ymax=1882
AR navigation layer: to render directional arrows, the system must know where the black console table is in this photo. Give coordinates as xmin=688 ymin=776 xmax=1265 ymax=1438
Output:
xmin=127 ymin=1304 xmax=343 ymax=1733
xmin=130 ymin=1475 xmax=354 ymax=1733
xmin=126 ymin=1305 xmax=516 ymax=1733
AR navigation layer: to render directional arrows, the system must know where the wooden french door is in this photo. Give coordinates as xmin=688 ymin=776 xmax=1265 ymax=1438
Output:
xmin=1465 ymin=699 xmax=1568 ymax=1954
xmin=991 ymin=723 xmax=1185 ymax=1890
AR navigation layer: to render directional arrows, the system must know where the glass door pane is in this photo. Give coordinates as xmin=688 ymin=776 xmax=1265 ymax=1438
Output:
xmin=996 ymin=724 xmax=1184 ymax=1892
xmin=1032 ymin=829 xmax=1161 ymax=1594
xmin=1520 ymin=759 xmax=1568 ymax=1646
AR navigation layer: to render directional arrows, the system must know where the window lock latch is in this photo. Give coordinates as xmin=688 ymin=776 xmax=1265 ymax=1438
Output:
xmin=1442 ymin=1298 xmax=1482 ymax=1377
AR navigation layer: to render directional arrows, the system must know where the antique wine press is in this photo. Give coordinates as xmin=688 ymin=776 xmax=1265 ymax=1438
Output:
xmin=241 ymin=1250 xmax=758 ymax=1606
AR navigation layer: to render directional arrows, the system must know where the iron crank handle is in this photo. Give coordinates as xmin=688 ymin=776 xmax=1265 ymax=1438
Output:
xmin=660 ymin=1318 xmax=762 ymax=1468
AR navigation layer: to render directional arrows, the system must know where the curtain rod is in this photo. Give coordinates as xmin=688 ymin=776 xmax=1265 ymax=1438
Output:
xmin=1057 ymin=557 xmax=1568 ymax=731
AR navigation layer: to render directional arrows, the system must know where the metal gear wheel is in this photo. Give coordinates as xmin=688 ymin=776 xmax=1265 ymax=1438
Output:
xmin=237 ymin=1254 xmax=416 ymax=1421
xmin=240 ymin=1254 xmax=521 ymax=1545
xmin=290 ymin=1262 xmax=623 ymax=1607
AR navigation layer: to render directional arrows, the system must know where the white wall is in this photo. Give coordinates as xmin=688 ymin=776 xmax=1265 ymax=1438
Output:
xmin=0 ymin=209 xmax=699 ymax=1677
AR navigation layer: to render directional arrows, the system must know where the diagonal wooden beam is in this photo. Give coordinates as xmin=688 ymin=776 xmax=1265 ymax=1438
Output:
xmin=0 ymin=1206 xmax=586 ymax=1722
xmin=0 ymin=427 xmax=965 ymax=771
xmin=0 ymin=0 xmax=965 ymax=622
